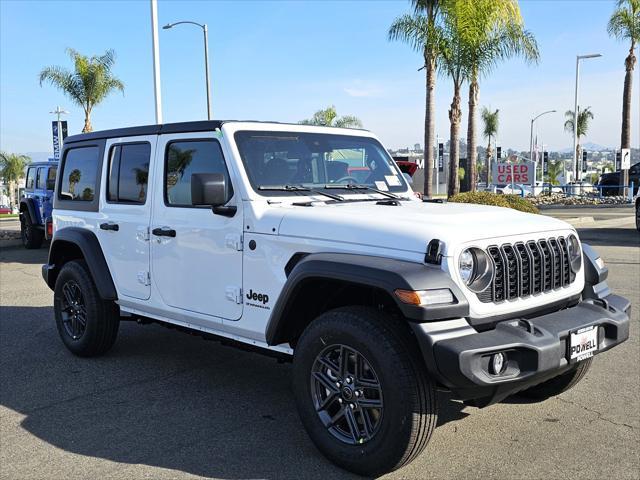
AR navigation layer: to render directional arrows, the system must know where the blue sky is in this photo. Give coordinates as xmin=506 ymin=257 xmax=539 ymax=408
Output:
xmin=1 ymin=0 xmax=638 ymax=155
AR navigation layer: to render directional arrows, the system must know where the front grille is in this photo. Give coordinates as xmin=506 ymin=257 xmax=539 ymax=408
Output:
xmin=480 ymin=237 xmax=575 ymax=303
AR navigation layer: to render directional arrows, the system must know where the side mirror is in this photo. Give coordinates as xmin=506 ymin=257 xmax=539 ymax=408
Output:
xmin=191 ymin=173 xmax=236 ymax=217
xmin=403 ymin=172 xmax=413 ymax=186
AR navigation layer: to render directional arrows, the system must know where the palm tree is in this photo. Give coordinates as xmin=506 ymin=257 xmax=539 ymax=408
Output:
xmin=133 ymin=164 xmax=149 ymax=201
xmin=461 ymin=0 xmax=539 ymax=192
xmin=299 ymin=105 xmax=362 ymax=129
xmin=39 ymin=48 xmax=125 ymax=133
xmin=564 ymin=107 xmax=594 ymax=166
xmin=0 ymin=152 xmax=30 ymax=210
xmin=437 ymin=0 xmax=470 ymax=197
xmin=68 ymin=169 xmax=81 ymax=198
xmin=389 ymin=0 xmax=444 ymax=198
xmin=547 ymin=160 xmax=563 ymax=186
xmin=608 ymin=0 xmax=639 ymax=186
xmin=481 ymin=107 xmax=499 ymax=182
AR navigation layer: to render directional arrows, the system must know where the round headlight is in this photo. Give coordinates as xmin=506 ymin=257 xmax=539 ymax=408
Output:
xmin=459 ymin=248 xmax=495 ymax=293
xmin=567 ymin=234 xmax=582 ymax=272
xmin=459 ymin=249 xmax=475 ymax=284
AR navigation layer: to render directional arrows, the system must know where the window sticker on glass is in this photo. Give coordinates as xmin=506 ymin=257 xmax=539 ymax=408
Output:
xmin=385 ymin=175 xmax=402 ymax=186
xmin=375 ymin=181 xmax=389 ymax=191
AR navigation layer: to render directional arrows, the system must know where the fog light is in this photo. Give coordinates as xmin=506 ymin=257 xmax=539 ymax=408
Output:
xmin=490 ymin=352 xmax=507 ymax=375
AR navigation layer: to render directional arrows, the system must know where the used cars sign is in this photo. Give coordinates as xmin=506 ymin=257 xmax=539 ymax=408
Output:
xmin=493 ymin=162 xmax=534 ymax=185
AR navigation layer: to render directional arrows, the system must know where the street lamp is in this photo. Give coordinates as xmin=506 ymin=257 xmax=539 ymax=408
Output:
xmin=163 ymin=20 xmax=212 ymax=120
xmin=572 ymin=53 xmax=602 ymax=182
xmin=529 ymin=110 xmax=555 ymax=189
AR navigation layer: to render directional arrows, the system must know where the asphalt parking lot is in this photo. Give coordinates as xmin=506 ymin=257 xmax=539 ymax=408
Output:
xmin=1 ymin=221 xmax=638 ymax=479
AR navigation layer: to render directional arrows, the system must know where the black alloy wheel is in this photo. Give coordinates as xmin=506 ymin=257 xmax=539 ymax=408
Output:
xmin=310 ymin=344 xmax=383 ymax=445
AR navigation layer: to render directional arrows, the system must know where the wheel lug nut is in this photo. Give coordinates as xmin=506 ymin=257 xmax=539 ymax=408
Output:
xmin=346 ymin=377 xmax=352 ymax=384
xmin=338 ymin=398 xmax=343 ymax=403
xmin=349 ymin=403 xmax=355 ymax=409
xmin=336 ymin=382 xmax=341 ymax=388
xmin=355 ymin=391 xmax=361 ymax=397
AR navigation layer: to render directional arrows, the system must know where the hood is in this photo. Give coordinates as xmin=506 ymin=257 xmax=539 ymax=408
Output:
xmin=276 ymin=200 xmax=573 ymax=256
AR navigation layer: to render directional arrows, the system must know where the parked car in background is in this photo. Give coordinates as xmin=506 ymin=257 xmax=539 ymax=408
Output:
xmin=19 ymin=160 xmax=58 ymax=248
xmin=0 ymin=205 xmax=11 ymax=214
xmin=597 ymin=161 xmax=639 ymax=196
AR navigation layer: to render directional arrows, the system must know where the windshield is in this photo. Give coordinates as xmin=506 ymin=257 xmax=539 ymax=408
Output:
xmin=234 ymin=131 xmax=409 ymax=196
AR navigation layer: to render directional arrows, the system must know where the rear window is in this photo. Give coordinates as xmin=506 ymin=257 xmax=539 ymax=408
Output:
xmin=59 ymin=147 xmax=99 ymax=202
xmin=36 ymin=167 xmax=47 ymax=190
xmin=25 ymin=168 xmax=35 ymax=189
xmin=107 ymin=143 xmax=151 ymax=204
xmin=46 ymin=167 xmax=57 ymax=191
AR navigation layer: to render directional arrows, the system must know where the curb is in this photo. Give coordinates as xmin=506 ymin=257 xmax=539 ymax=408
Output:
xmin=538 ymin=203 xmax=633 ymax=210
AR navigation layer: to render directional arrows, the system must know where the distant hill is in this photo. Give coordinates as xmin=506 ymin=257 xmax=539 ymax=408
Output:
xmin=558 ymin=142 xmax=611 ymax=154
xmin=24 ymin=152 xmax=54 ymax=162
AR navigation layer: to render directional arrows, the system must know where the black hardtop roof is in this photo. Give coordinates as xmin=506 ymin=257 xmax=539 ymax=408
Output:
xmin=63 ymin=120 xmax=369 ymax=144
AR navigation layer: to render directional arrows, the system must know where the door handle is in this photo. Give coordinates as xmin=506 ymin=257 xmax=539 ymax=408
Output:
xmin=152 ymin=227 xmax=176 ymax=238
xmin=100 ymin=222 xmax=119 ymax=231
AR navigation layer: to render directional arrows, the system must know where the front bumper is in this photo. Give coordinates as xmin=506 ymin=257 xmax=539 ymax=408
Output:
xmin=411 ymin=293 xmax=630 ymax=406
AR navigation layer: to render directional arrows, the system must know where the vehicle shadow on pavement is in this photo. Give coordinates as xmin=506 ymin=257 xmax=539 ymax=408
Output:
xmin=0 ymin=246 xmax=49 ymax=265
xmin=0 ymin=305 xmax=471 ymax=479
xmin=575 ymin=227 xmax=640 ymax=248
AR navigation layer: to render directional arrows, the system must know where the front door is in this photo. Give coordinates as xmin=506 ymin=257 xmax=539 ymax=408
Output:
xmin=98 ymin=136 xmax=155 ymax=300
xmin=150 ymin=133 xmax=243 ymax=321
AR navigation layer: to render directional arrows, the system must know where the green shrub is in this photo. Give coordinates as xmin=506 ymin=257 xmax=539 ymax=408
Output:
xmin=449 ymin=191 xmax=539 ymax=214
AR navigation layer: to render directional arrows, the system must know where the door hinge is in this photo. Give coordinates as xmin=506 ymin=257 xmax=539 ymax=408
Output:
xmin=225 ymin=286 xmax=243 ymax=304
xmin=225 ymin=233 xmax=243 ymax=251
xmin=138 ymin=271 xmax=151 ymax=286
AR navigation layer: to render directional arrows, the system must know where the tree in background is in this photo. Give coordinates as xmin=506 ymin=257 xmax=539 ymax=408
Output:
xmin=481 ymin=107 xmax=499 ymax=183
xmin=460 ymin=0 xmax=539 ymax=193
xmin=546 ymin=160 xmax=563 ymax=185
xmin=389 ymin=0 xmax=444 ymax=198
xmin=608 ymin=0 xmax=639 ymax=187
xmin=67 ymin=169 xmax=81 ymax=198
xmin=0 ymin=152 xmax=30 ymax=210
xmin=39 ymin=49 xmax=125 ymax=133
xmin=299 ymin=106 xmax=363 ymax=128
xmin=564 ymin=107 xmax=594 ymax=167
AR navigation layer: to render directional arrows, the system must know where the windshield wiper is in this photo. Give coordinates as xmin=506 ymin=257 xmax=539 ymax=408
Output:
xmin=258 ymin=185 xmax=344 ymax=202
xmin=324 ymin=183 xmax=400 ymax=199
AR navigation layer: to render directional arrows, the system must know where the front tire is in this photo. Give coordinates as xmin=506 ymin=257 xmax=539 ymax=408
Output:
xmin=292 ymin=307 xmax=437 ymax=476
xmin=518 ymin=358 xmax=593 ymax=400
xmin=54 ymin=260 xmax=120 ymax=357
xmin=20 ymin=213 xmax=44 ymax=249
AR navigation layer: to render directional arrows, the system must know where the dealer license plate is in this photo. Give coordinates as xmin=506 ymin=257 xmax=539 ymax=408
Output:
xmin=569 ymin=325 xmax=598 ymax=362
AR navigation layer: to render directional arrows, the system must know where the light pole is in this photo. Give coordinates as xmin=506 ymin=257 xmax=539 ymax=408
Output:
xmin=163 ymin=20 xmax=212 ymax=120
xmin=150 ymin=0 xmax=162 ymax=124
xmin=529 ymin=110 xmax=555 ymax=188
xmin=573 ymin=53 xmax=601 ymax=182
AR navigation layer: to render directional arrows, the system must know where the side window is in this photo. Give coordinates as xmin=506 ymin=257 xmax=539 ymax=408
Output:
xmin=36 ymin=167 xmax=47 ymax=190
xmin=46 ymin=167 xmax=57 ymax=191
xmin=59 ymin=146 xmax=99 ymax=201
xmin=165 ymin=140 xmax=232 ymax=207
xmin=107 ymin=143 xmax=151 ymax=204
xmin=25 ymin=168 xmax=35 ymax=190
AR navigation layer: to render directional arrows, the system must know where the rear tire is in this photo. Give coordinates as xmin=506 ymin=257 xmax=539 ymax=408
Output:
xmin=20 ymin=213 xmax=44 ymax=249
xmin=518 ymin=358 xmax=593 ymax=400
xmin=54 ymin=260 xmax=120 ymax=357
xmin=292 ymin=306 xmax=437 ymax=476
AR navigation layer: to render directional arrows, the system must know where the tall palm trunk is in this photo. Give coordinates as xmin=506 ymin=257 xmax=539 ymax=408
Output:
xmin=465 ymin=74 xmax=479 ymax=192
xmin=486 ymin=138 xmax=493 ymax=183
xmin=424 ymin=54 xmax=436 ymax=198
xmin=448 ymin=85 xmax=462 ymax=197
xmin=621 ymin=41 xmax=636 ymax=188
xmin=83 ymin=107 xmax=92 ymax=133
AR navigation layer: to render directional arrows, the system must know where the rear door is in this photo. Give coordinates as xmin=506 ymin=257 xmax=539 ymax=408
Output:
xmin=35 ymin=166 xmax=49 ymax=221
xmin=98 ymin=136 xmax=156 ymax=300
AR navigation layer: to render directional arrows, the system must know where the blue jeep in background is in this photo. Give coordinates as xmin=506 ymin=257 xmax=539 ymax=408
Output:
xmin=19 ymin=161 xmax=57 ymax=249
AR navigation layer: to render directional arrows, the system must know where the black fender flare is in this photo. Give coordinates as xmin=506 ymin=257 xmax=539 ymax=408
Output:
xmin=265 ymin=252 xmax=469 ymax=346
xmin=43 ymin=227 xmax=117 ymax=300
xmin=19 ymin=197 xmax=38 ymax=224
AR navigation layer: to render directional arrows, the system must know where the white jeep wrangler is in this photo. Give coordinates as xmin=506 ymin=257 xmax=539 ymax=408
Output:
xmin=42 ymin=121 xmax=630 ymax=476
